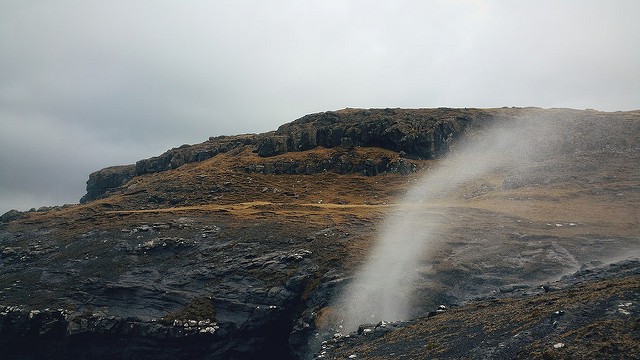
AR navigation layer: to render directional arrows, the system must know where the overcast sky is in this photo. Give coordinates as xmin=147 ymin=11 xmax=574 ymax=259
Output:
xmin=1 ymin=0 xmax=639 ymax=214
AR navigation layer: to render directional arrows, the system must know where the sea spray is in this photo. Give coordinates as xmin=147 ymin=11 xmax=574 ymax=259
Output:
xmin=331 ymin=114 xmax=559 ymax=332
xmin=302 ymin=109 xmax=638 ymax=359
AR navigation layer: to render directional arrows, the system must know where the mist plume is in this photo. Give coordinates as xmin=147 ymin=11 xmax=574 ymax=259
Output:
xmin=332 ymin=112 xmax=564 ymax=332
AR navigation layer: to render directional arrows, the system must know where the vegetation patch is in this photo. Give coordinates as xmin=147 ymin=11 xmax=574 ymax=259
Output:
xmin=161 ymin=296 xmax=217 ymax=324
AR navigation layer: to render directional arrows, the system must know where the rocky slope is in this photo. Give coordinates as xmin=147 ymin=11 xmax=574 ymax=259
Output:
xmin=314 ymin=260 xmax=640 ymax=359
xmin=1 ymin=107 xmax=639 ymax=359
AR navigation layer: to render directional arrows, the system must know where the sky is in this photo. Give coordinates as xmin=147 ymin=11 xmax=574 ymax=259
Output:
xmin=1 ymin=0 xmax=639 ymax=214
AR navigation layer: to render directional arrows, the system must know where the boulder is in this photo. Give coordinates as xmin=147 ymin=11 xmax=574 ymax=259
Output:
xmin=0 ymin=209 xmax=23 ymax=223
xmin=256 ymin=135 xmax=288 ymax=157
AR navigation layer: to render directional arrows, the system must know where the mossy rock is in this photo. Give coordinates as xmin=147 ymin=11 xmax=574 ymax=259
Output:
xmin=161 ymin=296 xmax=216 ymax=323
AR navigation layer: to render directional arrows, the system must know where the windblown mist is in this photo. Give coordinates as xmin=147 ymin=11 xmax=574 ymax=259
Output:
xmin=332 ymin=112 xmax=606 ymax=332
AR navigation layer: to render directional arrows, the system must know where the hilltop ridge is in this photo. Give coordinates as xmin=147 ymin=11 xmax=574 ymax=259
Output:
xmin=81 ymin=107 xmax=495 ymax=203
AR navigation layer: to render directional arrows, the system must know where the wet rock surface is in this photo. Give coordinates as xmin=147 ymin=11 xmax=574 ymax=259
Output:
xmin=313 ymin=260 xmax=640 ymax=360
xmin=0 ymin=216 xmax=336 ymax=359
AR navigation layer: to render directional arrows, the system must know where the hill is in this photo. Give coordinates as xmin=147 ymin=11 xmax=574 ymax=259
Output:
xmin=1 ymin=107 xmax=638 ymax=359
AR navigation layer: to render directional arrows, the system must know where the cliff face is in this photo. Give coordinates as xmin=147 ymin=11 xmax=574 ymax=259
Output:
xmin=80 ymin=165 xmax=137 ymax=204
xmin=255 ymin=108 xmax=480 ymax=157
xmin=81 ymin=108 xmax=488 ymax=203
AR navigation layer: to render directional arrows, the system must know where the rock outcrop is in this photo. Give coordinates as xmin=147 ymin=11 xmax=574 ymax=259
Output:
xmin=255 ymin=108 xmax=480 ymax=158
xmin=241 ymin=153 xmax=417 ymax=176
xmin=0 ymin=306 xmax=228 ymax=360
xmin=80 ymin=164 xmax=137 ymax=204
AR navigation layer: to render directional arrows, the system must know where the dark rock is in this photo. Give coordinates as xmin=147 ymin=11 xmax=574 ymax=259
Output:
xmin=311 ymin=260 xmax=640 ymax=360
xmin=0 ymin=209 xmax=23 ymax=223
xmin=0 ymin=219 xmax=322 ymax=359
xmin=0 ymin=306 xmax=238 ymax=360
xmin=242 ymin=155 xmax=419 ymax=177
xmin=271 ymin=109 xmax=477 ymax=159
xmin=256 ymin=135 xmax=288 ymax=157
xmin=80 ymin=164 xmax=137 ymax=203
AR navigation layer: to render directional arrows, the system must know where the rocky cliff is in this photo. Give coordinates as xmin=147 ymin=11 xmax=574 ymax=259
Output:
xmin=81 ymin=108 xmax=490 ymax=203
xmin=255 ymin=107 xmax=482 ymax=157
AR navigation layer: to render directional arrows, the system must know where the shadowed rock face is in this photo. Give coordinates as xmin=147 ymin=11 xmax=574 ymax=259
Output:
xmin=80 ymin=165 xmax=137 ymax=204
xmin=256 ymin=108 xmax=481 ymax=158
xmin=1 ymin=107 xmax=639 ymax=359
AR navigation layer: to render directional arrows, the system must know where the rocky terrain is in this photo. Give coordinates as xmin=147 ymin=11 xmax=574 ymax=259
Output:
xmin=314 ymin=260 xmax=640 ymax=359
xmin=1 ymin=107 xmax=638 ymax=359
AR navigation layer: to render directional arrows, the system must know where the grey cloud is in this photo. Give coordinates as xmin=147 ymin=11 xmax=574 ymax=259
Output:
xmin=1 ymin=0 xmax=639 ymax=213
